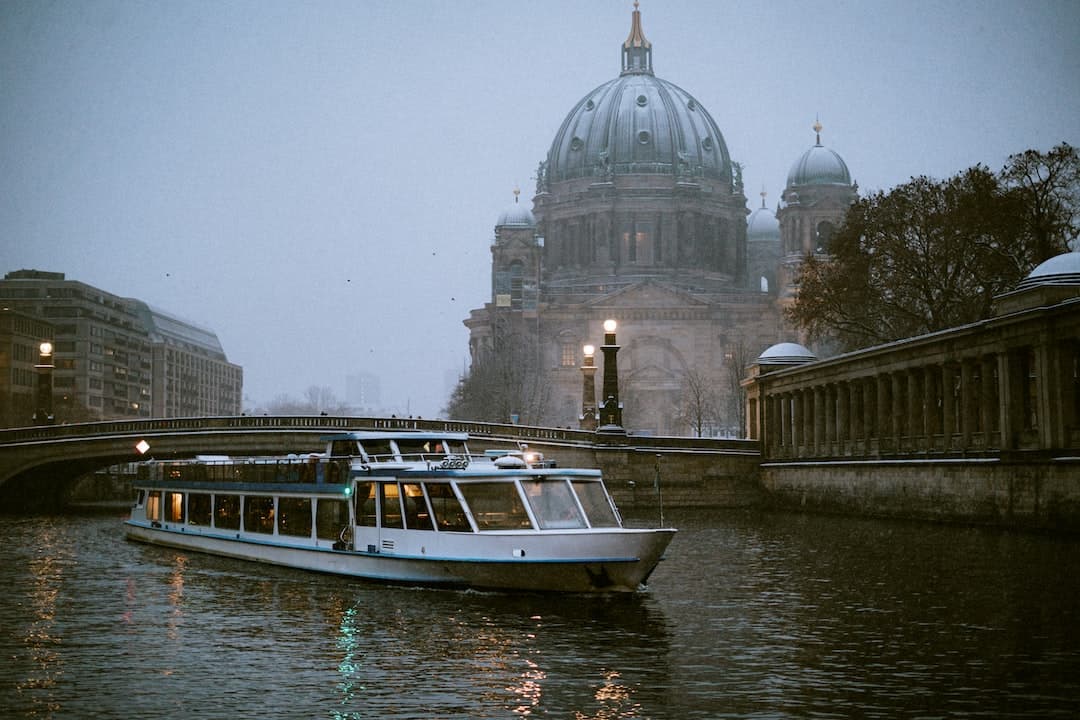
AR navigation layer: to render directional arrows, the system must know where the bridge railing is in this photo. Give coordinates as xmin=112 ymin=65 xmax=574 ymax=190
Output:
xmin=0 ymin=415 xmax=757 ymax=453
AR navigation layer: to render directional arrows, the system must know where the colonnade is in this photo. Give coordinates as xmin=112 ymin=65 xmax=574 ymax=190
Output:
xmin=749 ymin=339 xmax=1080 ymax=460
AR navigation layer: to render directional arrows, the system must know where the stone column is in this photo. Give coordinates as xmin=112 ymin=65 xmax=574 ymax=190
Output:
xmin=876 ymin=374 xmax=891 ymax=452
xmin=960 ymin=360 xmax=974 ymax=449
xmin=790 ymin=390 xmax=799 ymax=453
xmin=813 ymin=385 xmax=826 ymax=456
xmin=824 ymin=385 xmax=836 ymax=453
xmin=836 ymin=383 xmax=848 ymax=451
xmin=909 ymin=369 xmax=924 ymax=450
xmin=981 ymin=355 xmax=999 ymax=448
xmin=849 ymin=381 xmax=861 ymax=445
xmin=942 ymin=363 xmax=956 ymax=451
xmin=782 ymin=393 xmax=792 ymax=454
xmin=891 ymin=372 xmax=905 ymax=450
xmin=924 ymin=366 xmax=938 ymax=449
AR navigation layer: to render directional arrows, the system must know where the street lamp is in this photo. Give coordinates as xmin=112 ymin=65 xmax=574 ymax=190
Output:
xmin=599 ymin=319 xmax=624 ymax=431
xmin=579 ymin=344 xmax=598 ymax=430
xmin=34 ymin=340 xmax=55 ymax=425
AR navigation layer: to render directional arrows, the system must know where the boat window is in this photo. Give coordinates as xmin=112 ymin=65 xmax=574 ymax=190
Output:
xmin=380 ymin=483 xmax=404 ymax=529
xmin=164 ymin=491 xmax=185 ymax=523
xmin=521 ymin=479 xmax=587 ymax=530
xmin=424 ymin=483 xmax=472 ymax=532
xmin=572 ymin=481 xmax=620 ymax=528
xmin=394 ymin=439 xmax=447 ymax=462
xmin=135 ymin=489 xmax=146 ymax=506
xmin=445 ymin=439 xmax=469 ymax=456
xmin=457 ymin=482 xmax=532 ymax=531
xmin=316 ymin=498 xmax=349 ymax=540
xmin=278 ymin=497 xmax=313 ymax=538
xmin=146 ymin=491 xmax=161 ymax=522
xmin=188 ymin=493 xmax=212 ymax=526
xmin=330 ymin=439 xmax=361 ymax=457
xmin=402 ymin=483 xmax=433 ymax=531
xmin=359 ymin=440 xmax=394 ymax=462
xmin=354 ymin=482 xmax=377 ymax=527
xmin=244 ymin=496 xmax=275 ymax=534
xmin=299 ymin=455 xmax=322 ymax=483
xmin=206 ymin=462 xmax=238 ymax=483
xmin=215 ymin=494 xmax=240 ymax=530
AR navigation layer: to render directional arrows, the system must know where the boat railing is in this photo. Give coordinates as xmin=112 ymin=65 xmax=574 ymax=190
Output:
xmin=138 ymin=456 xmax=354 ymax=485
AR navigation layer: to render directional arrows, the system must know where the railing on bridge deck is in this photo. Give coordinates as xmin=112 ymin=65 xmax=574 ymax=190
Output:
xmin=0 ymin=415 xmax=757 ymax=454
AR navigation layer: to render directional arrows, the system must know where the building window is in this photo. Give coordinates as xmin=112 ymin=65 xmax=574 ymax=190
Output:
xmin=561 ymin=343 xmax=576 ymax=367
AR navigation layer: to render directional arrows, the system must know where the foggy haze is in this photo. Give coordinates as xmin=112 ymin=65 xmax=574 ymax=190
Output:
xmin=2 ymin=0 xmax=1078 ymax=416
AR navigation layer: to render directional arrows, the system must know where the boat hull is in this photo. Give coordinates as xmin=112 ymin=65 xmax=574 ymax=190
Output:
xmin=124 ymin=521 xmax=675 ymax=593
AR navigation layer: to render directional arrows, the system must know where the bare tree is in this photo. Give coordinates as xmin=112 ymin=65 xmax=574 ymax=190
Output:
xmin=674 ymin=368 xmax=720 ymax=437
xmin=263 ymin=386 xmax=348 ymax=415
xmin=444 ymin=324 xmax=550 ymax=424
xmin=723 ymin=339 xmax=756 ymax=437
xmin=304 ymin=385 xmax=349 ymax=414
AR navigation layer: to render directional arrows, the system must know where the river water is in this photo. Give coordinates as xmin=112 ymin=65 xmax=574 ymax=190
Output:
xmin=1 ymin=507 xmax=1078 ymax=719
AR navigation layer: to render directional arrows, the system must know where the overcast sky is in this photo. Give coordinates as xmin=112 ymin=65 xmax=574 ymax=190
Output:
xmin=3 ymin=0 xmax=1078 ymax=416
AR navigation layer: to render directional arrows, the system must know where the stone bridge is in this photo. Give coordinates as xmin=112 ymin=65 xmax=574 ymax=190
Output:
xmin=0 ymin=416 xmax=762 ymax=512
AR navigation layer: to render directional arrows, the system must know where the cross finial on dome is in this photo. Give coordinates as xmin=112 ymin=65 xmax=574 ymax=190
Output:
xmin=621 ymin=1 xmax=653 ymax=75
xmin=813 ymin=116 xmax=823 ymax=146
xmin=759 ymin=186 xmax=768 ymax=209
xmin=513 ymin=186 xmax=521 ymax=203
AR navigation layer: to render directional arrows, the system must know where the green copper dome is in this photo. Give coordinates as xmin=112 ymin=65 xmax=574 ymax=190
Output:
xmin=543 ymin=5 xmax=733 ymax=186
xmin=786 ymin=121 xmax=852 ymax=188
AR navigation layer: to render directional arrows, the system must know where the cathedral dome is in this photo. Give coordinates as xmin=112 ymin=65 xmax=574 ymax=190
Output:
xmin=787 ymin=121 xmax=852 ymax=188
xmin=496 ymin=189 xmax=535 ymax=227
xmin=544 ymin=6 xmax=732 ymax=185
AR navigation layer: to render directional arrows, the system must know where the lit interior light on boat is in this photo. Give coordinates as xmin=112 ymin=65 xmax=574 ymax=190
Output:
xmin=135 ymin=439 xmax=151 ymax=454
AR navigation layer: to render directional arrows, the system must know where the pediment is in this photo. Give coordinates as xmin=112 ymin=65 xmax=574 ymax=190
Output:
xmin=585 ymin=279 xmax=707 ymax=309
xmin=626 ymin=363 xmax=683 ymax=384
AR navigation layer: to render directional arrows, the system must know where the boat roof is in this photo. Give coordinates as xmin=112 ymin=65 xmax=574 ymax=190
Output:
xmin=320 ymin=430 xmax=470 ymax=442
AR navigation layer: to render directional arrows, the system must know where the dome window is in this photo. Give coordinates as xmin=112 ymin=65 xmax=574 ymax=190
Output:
xmin=585 ymin=99 xmax=595 ymax=111
xmin=702 ymin=137 xmax=713 ymax=152
xmin=570 ymin=137 xmax=584 ymax=151
xmin=636 ymin=94 xmax=648 ymax=107
xmin=637 ymin=130 xmax=651 ymax=145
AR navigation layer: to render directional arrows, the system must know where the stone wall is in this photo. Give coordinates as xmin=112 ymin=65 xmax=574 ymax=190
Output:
xmin=761 ymin=460 xmax=1080 ymax=531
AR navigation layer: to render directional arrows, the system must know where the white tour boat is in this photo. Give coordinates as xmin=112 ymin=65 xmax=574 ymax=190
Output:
xmin=125 ymin=430 xmax=676 ymax=592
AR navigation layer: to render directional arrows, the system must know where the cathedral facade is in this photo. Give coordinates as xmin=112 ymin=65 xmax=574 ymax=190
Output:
xmin=464 ymin=6 xmax=856 ymax=436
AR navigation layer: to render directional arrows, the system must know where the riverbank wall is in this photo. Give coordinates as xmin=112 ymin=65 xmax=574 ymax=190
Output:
xmin=760 ymin=459 xmax=1080 ymax=532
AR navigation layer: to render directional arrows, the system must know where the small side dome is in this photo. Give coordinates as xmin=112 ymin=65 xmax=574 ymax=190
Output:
xmin=757 ymin=342 xmax=817 ymax=366
xmin=1016 ymin=251 xmax=1080 ymax=290
xmin=747 ymin=189 xmax=779 ymax=241
xmin=786 ymin=120 xmax=852 ymax=188
xmin=496 ymin=188 xmax=536 ymax=228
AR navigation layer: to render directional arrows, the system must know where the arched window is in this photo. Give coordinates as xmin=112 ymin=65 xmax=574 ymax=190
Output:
xmin=815 ymin=221 xmax=836 ymax=253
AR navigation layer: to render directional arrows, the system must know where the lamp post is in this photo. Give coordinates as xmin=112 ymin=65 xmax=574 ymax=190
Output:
xmin=34 ymin=341 xmax=55 ymax=425
xmin=579 ymin=344 xmax=598 ymax=430
xmin=599 ymin=319 xmax=624 ymax=431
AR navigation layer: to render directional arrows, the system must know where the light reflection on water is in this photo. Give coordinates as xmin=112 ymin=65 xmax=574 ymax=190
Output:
xmin=0 ymin=509 xmax=1077 ymax=718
